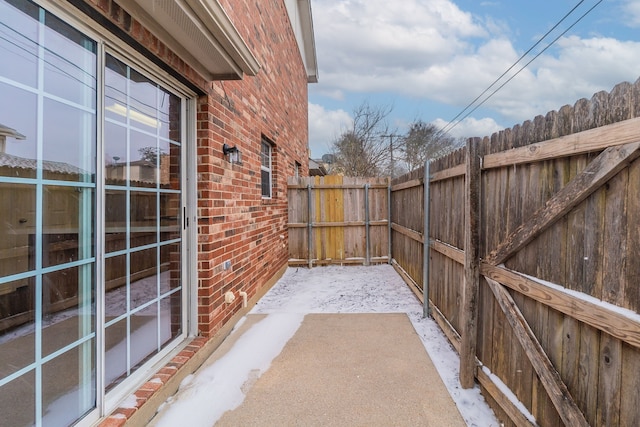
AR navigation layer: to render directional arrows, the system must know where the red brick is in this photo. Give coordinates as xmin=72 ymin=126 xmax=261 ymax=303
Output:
xmin=98 ymin=415 xmax=127 ymax=427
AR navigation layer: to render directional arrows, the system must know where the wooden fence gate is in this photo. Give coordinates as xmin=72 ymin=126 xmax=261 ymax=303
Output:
xmin=287 ymin=176 xmax=390 ymax=266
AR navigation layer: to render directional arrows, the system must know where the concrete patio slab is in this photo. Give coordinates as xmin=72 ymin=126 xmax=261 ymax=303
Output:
xmin=215 ymin=313 xmax=466 ymax=426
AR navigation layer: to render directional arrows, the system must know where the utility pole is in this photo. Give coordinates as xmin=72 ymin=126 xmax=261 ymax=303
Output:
xmin=382 ymin=134 xmax=398 ymax=178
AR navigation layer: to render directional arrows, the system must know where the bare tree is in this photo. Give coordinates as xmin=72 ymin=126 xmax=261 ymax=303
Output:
xmin=138 ymin=146 xmax=166 ymax=164
xmin=400 ymin=121 xmax=460 ymax=172
xmin=331 ymin=102 xmax=393 ymax=177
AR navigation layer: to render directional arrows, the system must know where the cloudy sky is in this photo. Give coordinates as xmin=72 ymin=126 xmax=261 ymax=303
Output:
xmin=307 ymin=0 xmax=640 ymax=157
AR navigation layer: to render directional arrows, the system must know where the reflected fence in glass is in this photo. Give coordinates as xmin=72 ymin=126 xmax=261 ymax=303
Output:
xmin=0 ymin=1 xmax=97 ymax=424
xmin=1 ymin=1 xmax=185 ymax=424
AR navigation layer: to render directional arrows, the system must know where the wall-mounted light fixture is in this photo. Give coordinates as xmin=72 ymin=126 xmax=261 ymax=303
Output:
xmin=223 ymin=143 xmax=242 ymax=164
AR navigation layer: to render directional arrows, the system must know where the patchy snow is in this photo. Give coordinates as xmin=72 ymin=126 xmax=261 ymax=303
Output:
xmin=151 ymin=265 xmax=502 ymax=426
xmin=519 ymin=270 xmax=640 ymax=323
xmin=482 ymin=366 xmax=536 ymax=424
xmin=151 ymin=313 xmax=304 ymax=427
xmin=119 ymin=393 xmax=140 ymax=410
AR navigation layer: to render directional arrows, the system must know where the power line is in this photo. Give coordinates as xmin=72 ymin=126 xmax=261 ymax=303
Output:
xmin=439 ymin=0 xmax=586 ymax=136
xmin=437 ymin=0 xmax=603 ymax=138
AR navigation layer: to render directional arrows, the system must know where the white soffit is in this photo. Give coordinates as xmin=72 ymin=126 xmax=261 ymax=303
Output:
xmin=122 ymin=0 xmax=260 ymax=80
xmin=285 ymin=0 xmax=318 ymax=83
xmin=298 ymin=0 xmax=318 ymax=83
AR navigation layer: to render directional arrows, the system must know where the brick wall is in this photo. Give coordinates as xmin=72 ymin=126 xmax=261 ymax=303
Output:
xmin=196 ymin=0 xmax=310 ymax=335
xmin=81 ymin=0 xmax=310 ymax=335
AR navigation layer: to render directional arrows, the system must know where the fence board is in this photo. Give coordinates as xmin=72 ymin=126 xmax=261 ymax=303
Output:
xmin=620 ymin=344 xmax=640 ymax=427
xmin=626 ymin=159 xmax=640 ymax=312
xmin=597 ymin=334 xmax=622 ymax=426
xmin=486 ymin=277 xmax=590 ymax=427
xmin=483 ymin=116 xmax=640 ymax=169
xmin=460 ymin=138 xmax=481 ymax=388
xmin=577 ymin=322 xmax=600 ymax=423
xmin=287 ymin=176 xmax=389 ymax=265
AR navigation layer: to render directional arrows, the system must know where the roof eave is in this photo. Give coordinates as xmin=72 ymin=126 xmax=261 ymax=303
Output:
xmin=298 ymin=0 xmax=319 ymax=83
xmin=122 ymin=0 xmax=261 ymax=81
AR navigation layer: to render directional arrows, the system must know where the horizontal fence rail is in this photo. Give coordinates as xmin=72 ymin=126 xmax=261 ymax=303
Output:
xmin=287 ymin=176 xmax=390 ymax=267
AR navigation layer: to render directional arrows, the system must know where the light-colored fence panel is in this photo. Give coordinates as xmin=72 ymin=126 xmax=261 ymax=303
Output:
xmin=287 ymin=175 xmax=390 ymax=266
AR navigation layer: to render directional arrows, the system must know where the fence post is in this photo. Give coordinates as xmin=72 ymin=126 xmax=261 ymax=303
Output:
xmin=307 ymin=182 xmax=313 ymax=268
xmin=423 ymin=161 xmax=431 ymax=318
xmin=364 ymin=183 xmax=370 ymax=266
xmin=460 ymin=137 xmax=482 ymax=389
xmin=387 ymin=179 xmax=392 ymax=264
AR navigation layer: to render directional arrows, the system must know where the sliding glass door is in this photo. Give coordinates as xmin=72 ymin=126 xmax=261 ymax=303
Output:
xmin=0 ymin=1 xmax=188 ymax=425
xmin=0 ymin=2 xmax=97 ymax=425
xmin=103 ymin=53 xmax=184 ymax=391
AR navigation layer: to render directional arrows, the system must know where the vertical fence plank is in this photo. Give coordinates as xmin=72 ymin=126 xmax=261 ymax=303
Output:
xmin=620 ymin=344 xmax=640 ymax=427
xmin=314 ymin=176 xmax=322 ymax=261
xmin=460 ymin=138 xmax=481 ymax=388
xmin=307 ymin=181 xmax=313 ymax=268
xmin=364 ymin=183 xmax=370 ymax=265
xmin=625 ymin=159 xmax=640 ymax=312
xmin=578 ymin=323 xmax=600 ymax=424
xmin=334 ymin=176 xmax=345 ymax=259
xmin=423 ymin=161 xmax=430 ymax=318
xmin=597 ymin=164 xmax=628 ymax=426
xmin=388 ymin=182 xmax=392 ymax=263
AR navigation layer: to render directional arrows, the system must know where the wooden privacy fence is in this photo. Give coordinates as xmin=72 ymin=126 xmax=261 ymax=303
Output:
xmin=287 ymin=81 xmax=640 ymax=427
xmin=391 ymin=80 xmax=640 ymax=427
xmin=287 ymin=175 xmax=390 ymax=266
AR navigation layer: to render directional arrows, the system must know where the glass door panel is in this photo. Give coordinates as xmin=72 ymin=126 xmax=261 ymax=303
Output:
xmin=42 ymin=99 xmax=96 ymax=182
xmin=103 ymin=53 xmax=183 ymax=391
xmin=1 ymin=3 xmax=187 ymax=424
xmin=0 ymin=0 xmax=38 ymax=86
xmin=41 ymin=342 xmax=96 ymax=426
xmin=0 ymin=2 xmax=97 ymax=425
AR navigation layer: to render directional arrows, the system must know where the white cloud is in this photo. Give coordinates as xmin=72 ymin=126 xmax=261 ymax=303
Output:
xmin=309 ymin=0 xmax=640 ymax=155
xmin=414 ymin=35 xmax=640 ymax=126
xmin=622 ymin=0 xmax=640 ymax=27
xmin=484 ymin=36 xmax=640 ymax=123
xmin=308 ymin=103 xmax=352 ymax=157
xmin=402 ymin=38 xmax=523 ymax=102
xmin=313 ymin=88 xmax=345 ymax=101
xmin=432 ymin=116 xmax=503 ymax=139
xmin=313 ymin=0 xmax=486 ymax=80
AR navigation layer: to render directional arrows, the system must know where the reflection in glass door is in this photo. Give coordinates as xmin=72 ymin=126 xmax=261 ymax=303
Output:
xmin=104 ymin=54 xmax=183 ymax=391
xmin=0 ymin=1 xmax=97 ymax=425
xmin=0 ymin=1 xmax=186 ymax=425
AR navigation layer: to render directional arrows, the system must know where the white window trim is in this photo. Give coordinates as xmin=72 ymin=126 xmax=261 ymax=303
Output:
xmin=294 ymin=161 xmax=301 ymax=179
xmin=261 ymin=140 xmax=272 ymax=199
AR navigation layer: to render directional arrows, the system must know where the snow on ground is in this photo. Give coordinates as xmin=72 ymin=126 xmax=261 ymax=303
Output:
xmin=151 ymin=264 xmax=501 ymax=427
